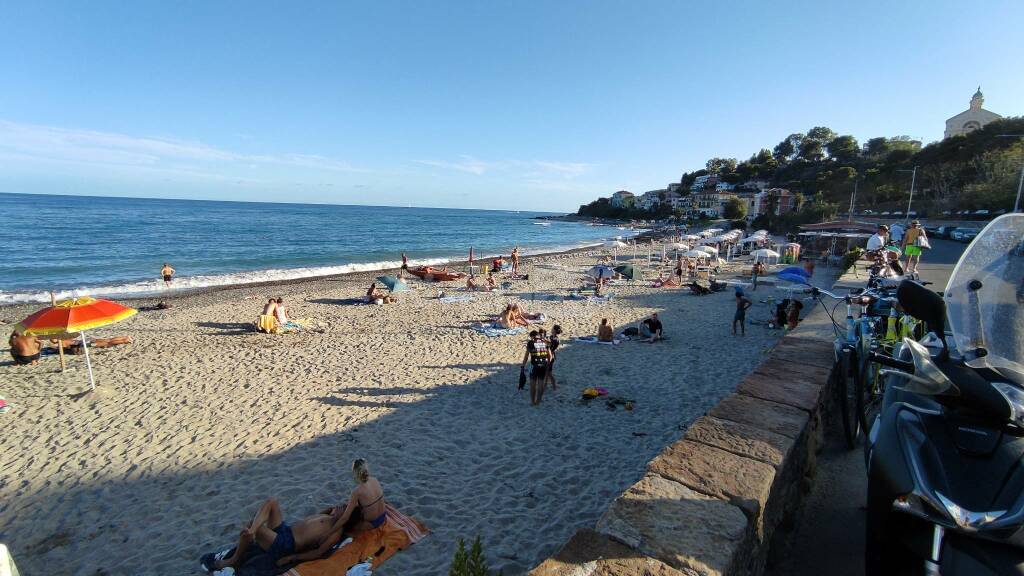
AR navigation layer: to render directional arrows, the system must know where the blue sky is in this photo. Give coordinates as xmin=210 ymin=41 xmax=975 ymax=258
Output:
xmin=1 ymin=1 xmax=1021 ymax=212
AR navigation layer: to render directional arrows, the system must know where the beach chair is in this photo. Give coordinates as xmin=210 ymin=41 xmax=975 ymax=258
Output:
xmin=256 ymin=315 xmax=279 ymax=334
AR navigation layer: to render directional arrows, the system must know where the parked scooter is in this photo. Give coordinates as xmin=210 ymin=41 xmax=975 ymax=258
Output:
xmin=864 ymin=213 xmax=1024 ymax=575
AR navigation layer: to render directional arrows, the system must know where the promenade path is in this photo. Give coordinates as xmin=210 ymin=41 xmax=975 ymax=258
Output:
xmin=771 ymin=238 xmax=966 ymax=576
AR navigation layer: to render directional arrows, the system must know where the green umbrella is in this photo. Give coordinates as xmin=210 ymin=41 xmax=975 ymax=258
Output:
xmin=613 ymin=264 xmax=636 ymax=280
xmin=376 ymin=275 xmax=409 ymax=292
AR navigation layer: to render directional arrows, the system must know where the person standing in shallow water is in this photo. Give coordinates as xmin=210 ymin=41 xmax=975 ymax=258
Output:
xmin=160 ymin=263 xmax=175 ymax=287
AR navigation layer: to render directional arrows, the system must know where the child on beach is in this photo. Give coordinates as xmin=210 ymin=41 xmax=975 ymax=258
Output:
xmin=733 ymin=290 xmax=753 ymax=335
xmin=546 ymin=325 xmax=562 ymax=391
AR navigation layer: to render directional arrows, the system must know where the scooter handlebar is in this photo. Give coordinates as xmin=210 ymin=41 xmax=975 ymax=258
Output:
xmin=869 ymin=351 xmax=914 ymax=372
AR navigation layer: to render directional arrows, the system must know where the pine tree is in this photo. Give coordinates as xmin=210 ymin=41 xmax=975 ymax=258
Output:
xmin=467 ymin=535 xmax=490 ymax=575
xmin=449 ymin=538 xmax=468 ymax=576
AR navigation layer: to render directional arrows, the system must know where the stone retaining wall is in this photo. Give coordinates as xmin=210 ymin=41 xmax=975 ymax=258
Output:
xmin=531 ymin=299 xmax=840 ymax=576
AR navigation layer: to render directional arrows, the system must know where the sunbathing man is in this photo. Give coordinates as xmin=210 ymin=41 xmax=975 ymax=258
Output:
xmin=9 ymin=330 xmax=41 ymax=365
xmin=207 ymin=459 xmax=386 ymax=571
xmin=160 ymin=263 xmax=175 ymax=287
xmin=597 ymin=318 xmax=614 ymax=343
xmin=466 ymin=276 xmax=479 ymax=291
xmin=366 ymin=282 xmax=396 ymax=304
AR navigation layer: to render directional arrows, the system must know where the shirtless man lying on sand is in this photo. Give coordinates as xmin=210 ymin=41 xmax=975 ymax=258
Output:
xmin=208 ymin=459 xmax=386 ymax=570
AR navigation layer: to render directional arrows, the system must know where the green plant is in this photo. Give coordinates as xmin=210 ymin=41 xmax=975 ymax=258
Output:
xmin=841 ymin=247 xmax=863 ymax=271
xmin=449 ymin=536 xmax=500 ymax=576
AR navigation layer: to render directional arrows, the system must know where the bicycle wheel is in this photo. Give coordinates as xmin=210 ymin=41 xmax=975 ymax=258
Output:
xmin=837 ymin=347 xmax=861 ymax=449
xmin=856 ymin=348 xmax=883 ymax=439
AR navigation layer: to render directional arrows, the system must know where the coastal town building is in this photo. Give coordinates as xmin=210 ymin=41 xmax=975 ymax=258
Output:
xmin=638 ymin=189 xmax=665 ymax=210
xmin=609 ymin=190 xmax=635 ymax=208
xmin=690 ymin=174 xmax=716 ymax=193
xmin=753 ymin=188 xmax=797 ymax=217
xmin=944 ymin=87 xmax=1002 ymax=139
xmin=667 ymin=182 xmax=683 ymax=195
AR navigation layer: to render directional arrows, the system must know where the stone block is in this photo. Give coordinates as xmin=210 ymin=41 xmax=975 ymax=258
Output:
xmin=530 ymin=529 xmax=693 ymax=576
xmin=684 ymin=415 xmax=794 ymax=470
xmin=596 ymin=473 xmax=752 ymax=576
xmin=709 ymin=393 xmax=809 ymax=439
xmin=648 ymin=439 xmax=776 ymax=527
xmin=738 ymin=372 xmax=823 ymax=412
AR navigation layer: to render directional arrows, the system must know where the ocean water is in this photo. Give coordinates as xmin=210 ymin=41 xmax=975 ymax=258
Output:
xmin=0 ymin=193 xmax=631 ymax=304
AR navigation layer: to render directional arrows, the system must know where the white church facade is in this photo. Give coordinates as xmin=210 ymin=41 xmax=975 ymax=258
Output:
xmin=944 ymin=87 xmax=1002 ymax=139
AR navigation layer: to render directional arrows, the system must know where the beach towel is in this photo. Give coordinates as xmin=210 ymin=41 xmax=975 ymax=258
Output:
xmin=439 ymin=295 xmax=475 ymax=304
xmin=586 ymin=295 xmax=613 ymax=304
xmin=472 ymin=325 xmax=526 ymax=338
xmin=256 ymin=315 xmax=279 ymax=334
xmin=573 ymin=336 xmax=621 ymax=346
xmin=285 ymin=505 xmax=428 ymax=576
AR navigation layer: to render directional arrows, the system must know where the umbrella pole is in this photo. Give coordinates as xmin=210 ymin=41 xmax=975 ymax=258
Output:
xmin=51 ymin=291 xmax=66 ymax=372
xmin=80 ymin=330 xmax=96 ymax=391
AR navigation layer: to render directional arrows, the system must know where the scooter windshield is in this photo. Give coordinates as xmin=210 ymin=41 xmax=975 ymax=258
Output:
xmin=944 ymin=214 xmax=1024 ymax=377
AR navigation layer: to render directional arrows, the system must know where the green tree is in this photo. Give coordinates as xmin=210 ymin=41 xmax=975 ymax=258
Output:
xmin=826 ymin=135 xmax=860 ymax=163
xmin=805 ymin=126 xmax=837 ymax=145
xmin=706 ymin=157 xmax=738 ymax=174
xmin=723 ymin=196 xmax=748 ymax=220
xmin=774 ymin=133 xmax=803 ymax=163
xmin=798 ymin=139 xmax=824 ymax=162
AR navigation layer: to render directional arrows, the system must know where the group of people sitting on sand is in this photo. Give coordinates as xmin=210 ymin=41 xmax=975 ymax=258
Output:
xmin=595 ymin=312 xmax=663 ymax=343
xmin=465 ymin=271 xmax=497 ymax=292
xmin=8 ymin=329 xmax=133 ymax=366
xmin=365 ymin=282 xmax=397 ymax=304
xmin=204 ymin=458 xmax=387 ymax=572
xmin=260 ymin=297 xmax=303 ymax=331
xmin=496 ymin=302 xmax=542 ymax=329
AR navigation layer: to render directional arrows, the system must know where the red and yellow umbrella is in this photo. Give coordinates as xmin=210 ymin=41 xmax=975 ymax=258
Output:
xmin=15 ymin=297 xmax=137 ymax=336
xmin=15 ymin=297 xmax=137 ymax=390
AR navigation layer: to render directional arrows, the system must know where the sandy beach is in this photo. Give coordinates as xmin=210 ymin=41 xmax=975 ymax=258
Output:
xmin=1 ymin=251 xmax=783 ymax=575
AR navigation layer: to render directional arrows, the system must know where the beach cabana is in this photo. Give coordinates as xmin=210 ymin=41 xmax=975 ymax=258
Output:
xmin=15 ymin=297 xmax=137 ymax=391
xmin=751 ymin=248 xmax=780 ymax=265
xmin=695 ymin=245 xmax=718 ymax=256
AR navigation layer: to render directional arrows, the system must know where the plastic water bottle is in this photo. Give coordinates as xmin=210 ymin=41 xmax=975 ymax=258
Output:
xmin=885 ymin=306 xmax=899 ymax=342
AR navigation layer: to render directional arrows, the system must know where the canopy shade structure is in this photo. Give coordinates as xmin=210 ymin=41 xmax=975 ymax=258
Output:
xmin=604 ymin=240 xmax=628 ymax=248
xmin=695 ymin=245 xmax=718 ymax=255
xmin=751 ymin=249 xmax=780 ymax=258
xmin=376 ymin=275 xmax=409 ymax=292
xmin=683 ymin=250 xmax=711 ymax=259
xmin=666 ymin=242 xmax=688 ymax=250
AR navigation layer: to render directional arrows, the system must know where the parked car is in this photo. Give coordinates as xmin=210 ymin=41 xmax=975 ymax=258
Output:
xmin=951 ymin=227 xmax=981 ymax=242
xmin=862 ymin=209 xmax=875 ymax=215
xmin=907 ymin=210 xmax=918 ymax=217
xmin=934 ymin=225 xmax=957 ymax=238
xmin=881 ymin=211 xmax=891 ymax=216
xmin=892 ymin=211 xmax=903 ymax=217
xmin=942 ymin=210 xmax=952 ymax=216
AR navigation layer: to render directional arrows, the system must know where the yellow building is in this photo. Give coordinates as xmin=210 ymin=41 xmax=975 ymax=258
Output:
xmin=944 ymin=87 xmax=1002 ymax=139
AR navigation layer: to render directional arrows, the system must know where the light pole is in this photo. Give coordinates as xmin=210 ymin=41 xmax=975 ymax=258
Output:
xmin=896 ymin=166 xmax=918 ymax=222
xmin=995 ymin=135 xmax=1024 ymax=212
xmin=848 ymin=176 xmax=861 ymax=223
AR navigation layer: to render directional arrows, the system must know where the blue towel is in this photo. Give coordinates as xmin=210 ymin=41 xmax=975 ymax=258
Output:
xmin=471 ymin=325 xmax=526 ymax=337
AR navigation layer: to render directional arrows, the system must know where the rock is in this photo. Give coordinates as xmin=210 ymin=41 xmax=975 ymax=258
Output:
xmin=530 ymin=529 xmax=693 ymax=576
xmin=648 ymin=440 xmax=775 ymax=529
xmin=684 ymin=415 xmax=794 ymax=469
xmin=596 ymin=473 xmax=752 ymax=576
xmin=709 ymin=393 xmax=809 ymax=439
xmin=738 ymin=372 xmax=823 ymax=412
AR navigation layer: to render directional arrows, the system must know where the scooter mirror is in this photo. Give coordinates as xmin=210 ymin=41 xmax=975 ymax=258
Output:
xmin=897 ymin=280 xmax=946 ymax=337
xmin=899 ymin=338 xmax=958 ymax=396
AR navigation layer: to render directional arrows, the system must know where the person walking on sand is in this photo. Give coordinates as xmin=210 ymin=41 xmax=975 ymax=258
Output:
xmin=546 ymin=325 xmax=562 ymax=391
xmin=521 ymin=330 xmax=551 ymax=405
xmin=400 ymin=252 xmax=408 ymax=279
xmin=733 ymin=289 xmax=753 ymax=335
xmin=160 ymin=263 xmax=176 ymax=287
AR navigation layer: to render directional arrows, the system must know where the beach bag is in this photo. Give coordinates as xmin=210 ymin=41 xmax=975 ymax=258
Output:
xmin=915 ymin=234 xmax=931 ymax=249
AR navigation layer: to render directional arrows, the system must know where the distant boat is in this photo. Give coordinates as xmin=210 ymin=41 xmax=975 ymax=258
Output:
xmin=533 ymin=222 xmax=551 ymax=226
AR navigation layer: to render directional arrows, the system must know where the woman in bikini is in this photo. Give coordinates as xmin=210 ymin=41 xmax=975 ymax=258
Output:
xmin=329 ymin=459 xmax=387 ymax=535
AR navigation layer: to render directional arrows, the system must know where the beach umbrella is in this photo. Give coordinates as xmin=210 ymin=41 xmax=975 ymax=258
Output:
xmin=666 ymin=242 xmax=687 ymax=251
xmin=376 ymin=275 xmax=409 ymax=292
xmin=15 ymin=297 xmax=137 ymax=391
xmin=613 ymin=264 xmax=636 ymax=280
xmin=683 ymin=249 xmax=709 ymax=259
xmin=587 ymin=265 xmax=615 ymax=279
xmin=682 ymin=234 xmax=700 ymax=241
xmin=696 ymin=245 xmax=718 ymax=255
xmin=604 ymin=240 xmax=628 ymax=248
xmin=751 ymin=248 xmax=780 ymax=258
xmin=468 ymin=246 xmax=474 ymax=263
xmin=778 ymin=272 xmax=811 ymax=285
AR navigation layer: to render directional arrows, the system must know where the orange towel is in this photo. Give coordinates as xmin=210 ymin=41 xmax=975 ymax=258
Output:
xmin=286 ymin=505 xmax=429 ymax=576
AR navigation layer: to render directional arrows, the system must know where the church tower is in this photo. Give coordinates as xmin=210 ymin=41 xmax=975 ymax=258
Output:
xmin=944 ymin=86 xmax=1002 ymax=139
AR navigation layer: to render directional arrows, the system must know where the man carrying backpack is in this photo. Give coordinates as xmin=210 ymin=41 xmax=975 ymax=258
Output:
xmin=520 ymin=330 xmax=552 ymax=406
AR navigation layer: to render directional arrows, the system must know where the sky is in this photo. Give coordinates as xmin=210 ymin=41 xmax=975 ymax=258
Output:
xmin=1 ymin=1 xmax=1021 ymax=212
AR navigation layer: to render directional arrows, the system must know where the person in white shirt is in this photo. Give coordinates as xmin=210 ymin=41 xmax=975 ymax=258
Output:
xmin=889 ymin=222 xmax=905 ymax=245
xmin=866 ymin=224 xmax=889 ymax=252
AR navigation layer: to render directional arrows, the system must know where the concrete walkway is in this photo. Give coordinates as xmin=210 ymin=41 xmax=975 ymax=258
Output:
xmin=769 ymin=239 xmax=966 ymax=576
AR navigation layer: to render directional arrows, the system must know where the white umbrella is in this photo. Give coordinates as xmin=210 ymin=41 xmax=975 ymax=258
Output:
xmin=751 ymin=248 xmax=780 ymax=258
xmin=666 ymin=242 xmax=688 ymax=251
xmin=604 ymin=240 xmax=628 ymax=248
xmin=683 ymin=250 xmax=709 ymax=259
xmin=682 ymin=234 xmax=700 ymax=241
xmin=696 ymin=245 xmax=718 ymax=255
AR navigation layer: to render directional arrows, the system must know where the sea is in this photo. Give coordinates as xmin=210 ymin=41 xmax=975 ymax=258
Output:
xmin=0 ymin=193 xmax=634 ymax=305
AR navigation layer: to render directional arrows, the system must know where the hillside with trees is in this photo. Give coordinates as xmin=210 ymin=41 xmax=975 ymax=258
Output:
xmin=579 ymin=116 xmax=1023 ymax=231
